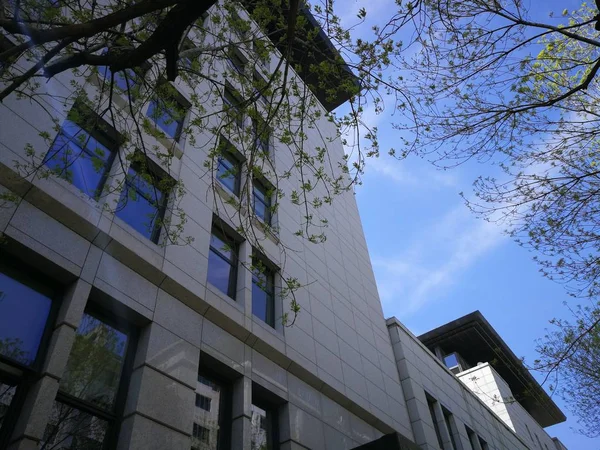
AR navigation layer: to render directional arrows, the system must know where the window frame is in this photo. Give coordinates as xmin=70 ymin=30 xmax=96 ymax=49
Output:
xmin=227 ymin=48 xmax=246 ymax=75
xmin=216 ymin=142 xmax=242 ymax=196
xmin=46 ymin=305 xmax=138 ymax=450
xmin=208 ymin=226 xmax=239 ymax=300
xmin=253 ymin=178 xmax=272 ymax=225
xmin=252 ymin=117 xmax=270 ymax=157
xmin=223 ymin=85 xmax=244 ymax=128
xmin=194 ymin=360 xmax=233 ymax=450
xmin=44 ymin=108 xmax=120 ymax=200
xmin=116 ymin=157 xmax=170 ymax=244
xmin=0 ymin=257 xmax=60 ymax=448
xmin=147 ymin=85 xmax=189 ymax=142
xmin=251 ymin=255 xmax=275 ymax=327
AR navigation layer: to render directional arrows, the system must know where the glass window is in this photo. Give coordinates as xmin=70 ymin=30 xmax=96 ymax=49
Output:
xmin=426 ymin=395 xmax=444 ymax=450
xmin=253 ymin=73 xmax=268 ymax=105
xmin=444 ymin=353 xmax=458 ymax=368
xmin=223 ymin=87 xmax=243 ymax=128
xmin=251 ymin=403 xmax=277 ymax=450
xmin=216 ymin=151 xmax=240 ymax=196
xmin=207 ymin=229 xmax=238 ymax=299
xmin=253 ymin=180 xmax=271 ymax=225
xmin=192 ymin=374 xmax=228 ymax=450
xmin=116 ymin=163 xmax=168 ymax=243
xmin=41 ymin=312 xmax=132 ymax=449
xmin=227 ymin=50 xmax=245 ymax=75
xmin=478 ymin=436 xmax=489 ymax=450
xmin=99 ymin=58 xmax=139 ymax=92
xmin=196 ymin=394 xmax=212 ymax=412
xmin=147 ymin=92 xmax=187 ymax=140
xmin=0 ymin=265 xmax=55 ymax=447
xmin=42 ymin=401 xmax=109 ymax=450
xmin=0 ymin=382 xmax=16 ymax=429
xmin=252 ymin=259 xmax=274 ymax=327
xmin=44 ymin=119 xmax=117 ymax=198
xmin=442 ymin=407 xmax=457 ymax=450
xmin=59 ymin=313 xmax=128 ymax=410
xmin=253 ymin=118 xmax=270 ymax=156
xmin=0 ymin=271 xmax=52 ymax=366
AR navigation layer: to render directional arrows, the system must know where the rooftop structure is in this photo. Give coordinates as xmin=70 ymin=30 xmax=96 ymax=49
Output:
xmin=418 ymin=311 xmax=566 ymax=428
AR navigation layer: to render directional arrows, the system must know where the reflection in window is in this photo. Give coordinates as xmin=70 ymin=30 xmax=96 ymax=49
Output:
xmin=252 ymin=259 xmax=274 ymax=327
xmin=0 ymin=382 xmax=16 ymax=429
xmin=426 ymin=395 xmax=444 ymax=450
xmin=251 ymin=404 xmax=271 ymax=450
xmin=0 ymin=272 xmax=52 ymax=366
xmin=42 ymin=401 xmax=108 ymax=450
xmin=253 ymin=180 xmax=271 ymax=225
xmin=59 ymin=313 xmax=127 ymax=410
xmin=223 ymin=86 xmax=243 ymax=128
xmin=216 ymin=150 xmax=240 ymax=196
xmin=192 ymin=375 xmax=223 ymax=450
xmin=253 ymin=118 xmax=270 ymax=156
xmin=207 ymin=229 xmax=238 ymax=299
xmin=100 ymin=63 xmax=138 ymax=92
xmin=116 ymin=164 xmax=168 ymax=243
xmin=41 ymin=313 xmax=130 ymax=449
xmin=196 ymin=394 xmax=212 ymax=412
xmin=44 ymin=119 xmax=117 ymax=198
xmin=147 ymin=91 xmax=187 ymax=141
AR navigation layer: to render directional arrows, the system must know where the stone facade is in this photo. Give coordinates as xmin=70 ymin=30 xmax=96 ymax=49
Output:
xmin=387 ymin=318 xmax=566 ymax=450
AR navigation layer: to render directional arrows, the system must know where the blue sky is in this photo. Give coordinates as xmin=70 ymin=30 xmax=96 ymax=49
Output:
xmin=338 ymin=0 xmax=599 ymax=448
xmin=355 ymin=151 xmax=596 ymax=450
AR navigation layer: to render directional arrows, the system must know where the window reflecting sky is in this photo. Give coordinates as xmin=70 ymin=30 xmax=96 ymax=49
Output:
xmin=0 ymin=272 xmax=52 ymax=366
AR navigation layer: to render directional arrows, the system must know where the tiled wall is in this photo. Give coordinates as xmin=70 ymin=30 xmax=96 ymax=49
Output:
xmin=0 ymin=7 xmax=413 ymax=449
xmin=387 ymin=318 xmax=560 ymax=450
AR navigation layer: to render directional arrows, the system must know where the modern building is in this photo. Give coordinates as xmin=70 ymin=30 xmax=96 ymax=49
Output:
xmin=0 ymin=2 xmax=568 ymax=450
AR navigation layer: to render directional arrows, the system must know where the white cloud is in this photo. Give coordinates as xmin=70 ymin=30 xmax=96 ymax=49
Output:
xmin=372 ymin=203 xmax=505 ymax=318
xmin=366 ymin=156 xmax=459 ymax=188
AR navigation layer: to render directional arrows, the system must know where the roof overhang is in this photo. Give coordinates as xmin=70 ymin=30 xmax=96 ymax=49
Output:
xmin=418 ymin=311 xmax=566 ymax=428
xmin=243 ymin=1 xmax=360 ymax=111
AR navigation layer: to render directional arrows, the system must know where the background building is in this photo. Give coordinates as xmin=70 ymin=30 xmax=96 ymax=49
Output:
xmin=0 ymin=2 xmax=569 ymax=450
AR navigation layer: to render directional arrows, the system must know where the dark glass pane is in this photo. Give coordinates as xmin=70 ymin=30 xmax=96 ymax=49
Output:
xmin=59 ymin=314 xmax=127 ymax=411
xmin=217 ymin=158 xmax=237 ymax=194
xmin=147 ymin=99 xmax=183 ymax=139
xmin=196 ymin=394 xmax=211 ymax=412
xmin=41 ymin=401 xmax=108 ymax=450
xmin=251 ymin=404 xmax=270 ymax=450
xmin=0 ymin=272 xmax=52 ymax=366
xmin=207 ymin=251 xmax=234 ymax=298
xmin=45 ymin=121 xmax=113 ymax=198
xmin=0 ymin=382 xmax=16 ymax=428
xmin=193 ymin=375 xmax=222 ymax=450
xmin=116 ymin=168 xmax=164 ymax=242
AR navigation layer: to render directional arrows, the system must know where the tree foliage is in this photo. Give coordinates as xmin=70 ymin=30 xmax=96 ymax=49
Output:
xmin=392 ymin=0 xmax=600 ymax=435
xmin=0 ymin=0 xmax=407 ymax=325
xmin=535 ymin=302 xmax=600 ymax=438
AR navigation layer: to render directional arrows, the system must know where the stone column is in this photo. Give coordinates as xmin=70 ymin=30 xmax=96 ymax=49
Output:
xmin=117 ymin=290 xmax=203 ymax=450
xmin=431 ymin=401 xmax=454 ymax=450
xmin=8 ymin=279 xmax=90 ymax=450
xmin=231 ymin=376 xmax=252 ymax=450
